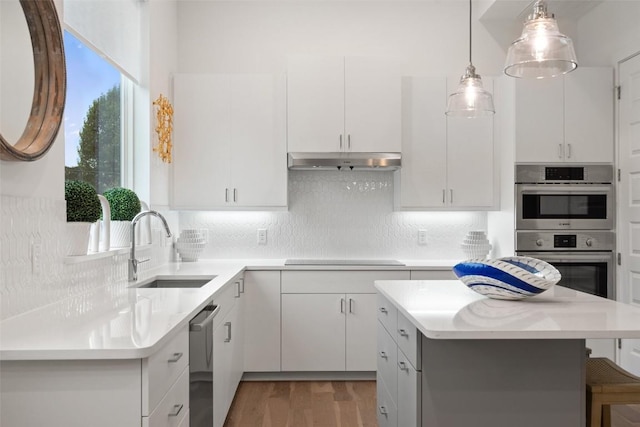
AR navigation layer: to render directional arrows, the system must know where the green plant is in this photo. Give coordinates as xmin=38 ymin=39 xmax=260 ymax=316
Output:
xmin=103 ymin=187 xmax=141 ymax=221
xmin=65 ymin=180 xmax=102 ymax=223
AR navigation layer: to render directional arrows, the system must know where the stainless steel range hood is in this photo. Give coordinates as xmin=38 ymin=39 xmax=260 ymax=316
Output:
xmin=287 ymin=152 xmax=401 ymax=171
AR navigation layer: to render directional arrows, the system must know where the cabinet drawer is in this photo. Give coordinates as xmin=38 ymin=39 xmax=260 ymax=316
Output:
xmin=397 ymin=349 xmax=421 ymax=427
xmin=143 ymin=327 xmax=189 ymax=415
xmin=377 ymin=293 xmax=397 ymax=336
xmin=376 ymin=372 xmax=398 ymax=427
xmin=377 ymin=321 xmax=398 ymax=405
xmin=146 ymin=367 xmax=189 ymax=427
xmin=397 ymin=313 xmax=421 ymax=370
xmin=282 ymin=270 xmax=409 ymax=294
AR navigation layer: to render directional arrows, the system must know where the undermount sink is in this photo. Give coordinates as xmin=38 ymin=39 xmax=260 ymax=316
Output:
xmin=134 ymin=276 xmax=216 ymax=289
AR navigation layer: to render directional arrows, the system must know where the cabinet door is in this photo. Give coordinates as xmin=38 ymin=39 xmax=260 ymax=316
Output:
xmin=244 ymin=271 xmax=281 ymax=372
xmin=346 ymin=293 xmax=377 ymax=371
xmin=395 ymin=76 xmax=447 ymax=209
xmin=229 ymin=74 xmax=287 ymax=207
xmin=345 ymin=57 xmax=402 ymax=152
xmin=213 ymin=310 xmax=234 ymax=427
xmin=397 ymin=350 xmax=421 ymax=427
xmin=228 ymin=302 xmax=243 ymax=401
xmin=564 ymin=67 xmax=614 ymax=163
xmin=281 ymin=293 xmax=346 ymax=371
xmin=515 ymin=77 xmax=564 ymax=163
xmin=446 ymin=75 xmax=495 ymax=208
xmin=172 ymin=74 xmax=231 ymax=208
xmin=287 ymin=55 xmax=344 ymax=152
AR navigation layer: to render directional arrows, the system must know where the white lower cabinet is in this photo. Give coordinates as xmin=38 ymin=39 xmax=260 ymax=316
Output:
xmin=281 ymin=270 xmax=410 ymax=372
xmin=244 ymin=271 xmax=281 ymax=372
xmin=377 ymin=294 xmax=422 ymax=427
xmin=212 ymin=276 xmax=244 ymax=427
xmin=0 ymin=327 xmax=189 ymax=427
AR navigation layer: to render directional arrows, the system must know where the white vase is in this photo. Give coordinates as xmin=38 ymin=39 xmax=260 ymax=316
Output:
xmin=110 ymin=220 xmax=131 ymax=248
xmin=65 ymin=222 xmax=93 ymax=256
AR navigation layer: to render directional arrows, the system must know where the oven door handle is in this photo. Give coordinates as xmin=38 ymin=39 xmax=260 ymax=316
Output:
xmin=516 ymin=252 xmax=613 ymax=263
xmin=517 ymin=185 xmax=612 ymax=194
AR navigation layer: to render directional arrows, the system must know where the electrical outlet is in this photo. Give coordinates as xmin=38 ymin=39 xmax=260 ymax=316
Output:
xmin=257 ymin=229 xmax=267 ymax=245
xmin=418 ymin=229 xmax=428 ymax=245
xmin=31 ymin=242 xmax=42 ymax=275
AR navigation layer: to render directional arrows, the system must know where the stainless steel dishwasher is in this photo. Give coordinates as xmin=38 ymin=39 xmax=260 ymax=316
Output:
xmin=189 ymin=302 xmax=219 ymax=427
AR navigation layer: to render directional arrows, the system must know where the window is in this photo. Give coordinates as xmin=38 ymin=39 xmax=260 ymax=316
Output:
xmin=64 ymin=30 xmax=126 ymax=194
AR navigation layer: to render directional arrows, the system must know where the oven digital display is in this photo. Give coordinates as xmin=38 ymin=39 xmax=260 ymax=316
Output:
xmin=545 ymin=167 xmax=584 ymax=181
xmin=554 ymin=234 xmax=577 ymax=248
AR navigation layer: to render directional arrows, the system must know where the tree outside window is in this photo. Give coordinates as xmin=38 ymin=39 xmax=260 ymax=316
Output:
xmin=64 ymin=30 xmax=123 ymax=194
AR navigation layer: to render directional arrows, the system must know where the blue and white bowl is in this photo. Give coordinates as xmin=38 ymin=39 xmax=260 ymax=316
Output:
xmin=452 ymin=256 xmax=561 ymax=300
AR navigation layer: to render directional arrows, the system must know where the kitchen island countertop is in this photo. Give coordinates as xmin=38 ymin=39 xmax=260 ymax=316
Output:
xmin=375 ymin=280 xmax=640 ymax=340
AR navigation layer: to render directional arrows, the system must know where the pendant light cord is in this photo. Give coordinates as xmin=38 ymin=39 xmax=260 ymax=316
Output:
xmin=469 ymin=0 xmax=472 ymax=65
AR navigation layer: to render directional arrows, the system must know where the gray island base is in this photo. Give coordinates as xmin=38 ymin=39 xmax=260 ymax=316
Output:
xmin=421 ymin=338 xmax=584 ymax=426
xmin=375 ymin=279 xmax=640 ymax=427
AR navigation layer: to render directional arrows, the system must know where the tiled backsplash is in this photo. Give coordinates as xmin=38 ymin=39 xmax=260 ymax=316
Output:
xmin=180 ymin=171 xmax=487 ymax=260
xmin=0 ymin=195 xmax=170 ymax=321
xmin=1 ymin=171 xmax=487 ymax=320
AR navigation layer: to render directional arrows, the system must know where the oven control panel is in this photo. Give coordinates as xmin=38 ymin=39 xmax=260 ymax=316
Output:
xmin=516 ymin=230 xmax=614 ymax=251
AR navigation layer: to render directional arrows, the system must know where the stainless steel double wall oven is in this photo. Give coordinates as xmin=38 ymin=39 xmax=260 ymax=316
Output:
xmin=515 ymin=164 xmax=615 ymax=299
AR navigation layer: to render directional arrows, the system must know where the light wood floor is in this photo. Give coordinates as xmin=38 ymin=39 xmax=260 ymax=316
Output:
xmin=223 ymin=381 xmax=640 ymax=427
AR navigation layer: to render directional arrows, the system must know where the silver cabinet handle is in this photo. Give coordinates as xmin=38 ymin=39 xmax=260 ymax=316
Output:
xmin=224 ymin=321 xmax=232 ymax=342
xmin=398 ymin=361 xmax=408 ymax=371
xmin=167 ymin=352 xmax=183 ymax=363
xmin=379 ymin=307 xmax=388 ymax=314
xmin=233 ymin=188 xmax=237 ymax=202
xmin=567 ymin=143 xmax=572 ymax=158
xmin=239 ymin=278 xmax=245 ymax=293
xmin=349 ymin=298 xmax=354 ymax=313
xmin=558 ymin=144 xmax=563 ymax=159
xmin=225 ymin=188 xmax=229 ymax=202
xmin=339 ymin=134 xmax=343 ymax=150
xmin=168 ymin=404 xmax=184 ymax=417
xmin=450 ymin=189 xmax=453 ymax=204
xmin=442 ymin=189 xmax=445 ymax=204
xmin=340 ymin=298 xmax=345 ymax=313
xmin=379 ymin=351 xmax=388 ymax=359
xmin=347 ymin=134 xmax=351 ymax=150
xmin=235 ymin=281 xmax=241 ymax=298
xmin=379 ymin=406 xmax=388 ymax=416
xmin=190 ymin=304 xmax=220 ymax=332
xmin=398 ymin=328 xmax=409 ymax=337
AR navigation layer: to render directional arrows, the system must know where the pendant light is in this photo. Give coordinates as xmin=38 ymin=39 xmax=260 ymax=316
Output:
xmin=504 ymin=0 xmax=577 ymax=79
xmin=446 ymin=0 xmax=495 ymax=117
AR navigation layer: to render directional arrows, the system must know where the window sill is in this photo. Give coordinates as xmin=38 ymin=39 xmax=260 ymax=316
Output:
xmin=63 ymin=245 xmax=153 ymax=264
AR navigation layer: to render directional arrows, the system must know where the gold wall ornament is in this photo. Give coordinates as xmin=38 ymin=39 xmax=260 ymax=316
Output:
xmin=152 ymin=94 xmax=173 ymax=163
xmin=0 ymin=0 xmax=67 ymax=161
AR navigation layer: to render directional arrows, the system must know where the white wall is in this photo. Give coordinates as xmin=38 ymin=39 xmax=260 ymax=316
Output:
xmin=577 ymin=1 xmax=640 ymax=67
xmin=176 ymin=1 xmax=507 ymax=77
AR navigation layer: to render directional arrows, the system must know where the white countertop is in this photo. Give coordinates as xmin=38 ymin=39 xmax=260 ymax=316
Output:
xmin=375 ymin=280 xmax=640 ymax=340
xmin=0 ymin=258 xmax=455 ymax=361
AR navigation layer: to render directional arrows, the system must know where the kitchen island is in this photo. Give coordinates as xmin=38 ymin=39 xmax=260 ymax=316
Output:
xmin=374 ymin=280 xmax=640 ymax=427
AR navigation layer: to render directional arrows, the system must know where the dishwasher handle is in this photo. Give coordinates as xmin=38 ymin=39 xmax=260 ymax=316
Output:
xmin=189 ymin=304 xmax=219 ymax=332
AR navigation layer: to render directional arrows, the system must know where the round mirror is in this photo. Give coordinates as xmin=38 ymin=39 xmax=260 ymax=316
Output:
xmin=0 ymin=0 xmax=66 ymax=162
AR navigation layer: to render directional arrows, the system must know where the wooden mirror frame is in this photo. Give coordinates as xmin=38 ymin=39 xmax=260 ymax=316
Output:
xmin=0 ymin=0 xmax=66 ymax=162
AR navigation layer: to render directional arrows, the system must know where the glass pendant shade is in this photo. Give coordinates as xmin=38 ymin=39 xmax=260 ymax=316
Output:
xmin=504 ymin=1 xmax=578 ymax=79
xmin=445 ymin=0 xmax=495 ymax=117
xmin=446 ymin=64 xmax=495 ymax=117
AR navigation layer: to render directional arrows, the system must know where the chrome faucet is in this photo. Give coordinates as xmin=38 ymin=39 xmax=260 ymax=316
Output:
xmin=129 ymin=210 xmax=172 ymax=282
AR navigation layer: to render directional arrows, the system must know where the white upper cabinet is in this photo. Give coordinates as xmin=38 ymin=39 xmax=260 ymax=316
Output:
xmin=395 ymin=76 xmax=495 ymax=210
xmin=515 ymin=67 xmax=614 ymax=163
xmin=287 ymin=55 xmax=402 ymax=153
xmin=172 ymin=74 xmax=287 ymax=210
